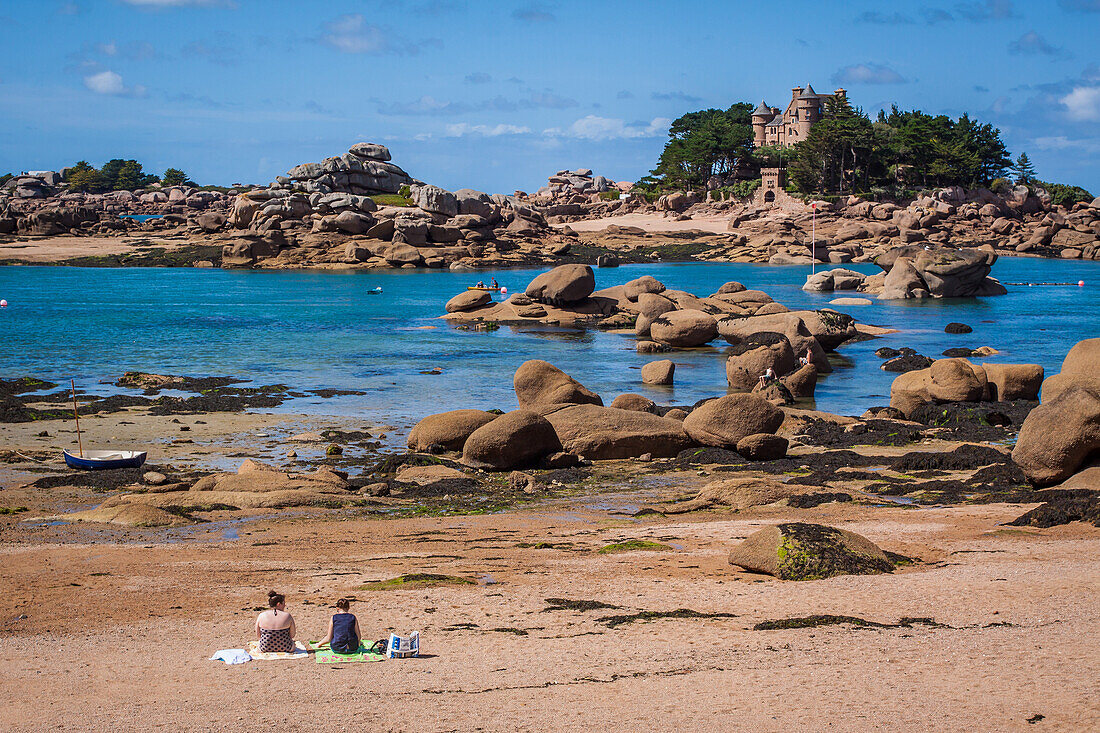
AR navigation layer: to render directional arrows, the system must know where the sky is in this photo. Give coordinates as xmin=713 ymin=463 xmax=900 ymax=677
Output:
xmin=0 ymin=0 xmax=1098 ymax=194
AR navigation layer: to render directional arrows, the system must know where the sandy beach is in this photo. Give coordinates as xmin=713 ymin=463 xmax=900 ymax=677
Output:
xmin=1 ymin=489 xmax=1098 ymax=732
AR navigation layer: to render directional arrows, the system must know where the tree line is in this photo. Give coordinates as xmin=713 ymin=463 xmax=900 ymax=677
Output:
xmin=639 ymin=96 xmax=1092 ymax=204
xmin=64 ymin=160 xmax=193 ymax=193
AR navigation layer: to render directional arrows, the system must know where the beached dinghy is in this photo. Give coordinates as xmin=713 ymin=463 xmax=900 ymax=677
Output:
xmin=63 ymin=449 xmax=147 ymax=470
xmin=62 ymin=378 xmax=148 ymax=470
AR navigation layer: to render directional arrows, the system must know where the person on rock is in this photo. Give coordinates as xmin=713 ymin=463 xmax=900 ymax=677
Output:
xmin=255 ymin=590 xmax=297 ymax=653
xmin=757 ymin=367 xmax=777 ymax=389
xmin=318 ymin=598 xmax=362 ymax=654
xmin=799 ymin=349 xmax=813 ymax=367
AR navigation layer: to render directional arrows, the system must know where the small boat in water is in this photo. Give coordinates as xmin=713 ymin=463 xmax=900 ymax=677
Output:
xmin=63 ymin=449 xmax=148 ymax=470
xmin=466 ymin=286 xmax=501 ymax=292
xmin=367 ymin=287 xmax=383 ymax=294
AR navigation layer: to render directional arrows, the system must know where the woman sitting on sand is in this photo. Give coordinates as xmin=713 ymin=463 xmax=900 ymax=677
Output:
xmin=255 ymin=591 xmax=297 ymax=653
xmin=318 ymin=598 xmax=362 ymax=654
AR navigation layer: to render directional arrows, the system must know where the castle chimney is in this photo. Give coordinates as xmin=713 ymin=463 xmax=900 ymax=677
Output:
xmin=791 ymin=87 xmax=803 ymax=100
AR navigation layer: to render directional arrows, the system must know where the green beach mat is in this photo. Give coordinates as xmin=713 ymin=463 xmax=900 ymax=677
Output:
xmin=310 ymin=642 xmax=385 ymax=664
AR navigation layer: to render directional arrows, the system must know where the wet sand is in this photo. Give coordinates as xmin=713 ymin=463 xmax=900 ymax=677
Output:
xmin=0 ymin=235 xmax=197 ymax=263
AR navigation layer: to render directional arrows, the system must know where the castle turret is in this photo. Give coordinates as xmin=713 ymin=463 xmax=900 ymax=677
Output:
xmin=794 ymin=84 xmax=820 ymax=141
xmin=751 ymin=101 xmax=773 ymax=148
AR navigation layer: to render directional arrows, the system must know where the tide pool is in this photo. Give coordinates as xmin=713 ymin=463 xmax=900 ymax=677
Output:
xmin=0 ymin=258 xmax=1097 ymax=430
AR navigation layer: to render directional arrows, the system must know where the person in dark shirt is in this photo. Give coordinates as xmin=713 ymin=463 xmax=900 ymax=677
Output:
xmin=319 ymin=598 xmax=362 ymax=654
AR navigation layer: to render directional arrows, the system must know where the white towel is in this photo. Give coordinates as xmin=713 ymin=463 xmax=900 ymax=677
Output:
xmin=210 ymin=648 xmax=251 ymax=665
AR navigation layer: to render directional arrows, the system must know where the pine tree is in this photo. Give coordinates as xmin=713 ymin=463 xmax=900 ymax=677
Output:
xmin=1012 ymin=153 xmax=1036 ymax=185
xmin=162 ymin=168 xmax=190 ymax=187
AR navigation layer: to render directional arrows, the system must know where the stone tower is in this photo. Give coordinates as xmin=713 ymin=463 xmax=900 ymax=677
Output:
xmin=795 ymin=84 xmax=819 ymax=140
xmin=751 ymin=101 xmax=774 ymax=148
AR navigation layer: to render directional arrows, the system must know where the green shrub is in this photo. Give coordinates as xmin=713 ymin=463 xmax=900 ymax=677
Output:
xmin=398 ymin=184 xmax=411 ymax=198
xmin=599 ymin=190 xmax=621 ymax=201
xmin=729 ymin=179 xmax=761 ymax=199
xmin=372 ymin=194 xmax=415 ymax=207
xmin=989 ymin=177 xmax=1011 ymax=195
xmin=1038 ymin=181 xmax=1093 ymax=207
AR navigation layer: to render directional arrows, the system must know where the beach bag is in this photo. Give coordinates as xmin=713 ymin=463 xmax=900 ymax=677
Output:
xmin=386 ymin=631 xmax=419 ymax=659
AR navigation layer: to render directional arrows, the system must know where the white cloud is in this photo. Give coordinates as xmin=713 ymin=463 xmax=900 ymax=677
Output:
xmin=444 ymin=123 xmax=532 ymax=137
xmin=1061 ymin=86 xmax=1100 ymax=121
xmin=831 ymin=63 xmax=907 ymax=85
xmin=544 ymin=115 xmax=670 ymax=141
xmin=83 ymin=70 xmax=145 ymax=97
xmin=320 ymin=14 xmax=431 ymax=55
xmin=1034 ymin=135 xmax=1100 ymax=154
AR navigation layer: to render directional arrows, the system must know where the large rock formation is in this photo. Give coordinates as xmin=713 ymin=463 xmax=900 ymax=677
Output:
xmin=537 ymin=403 xmax=693 ymax=459
xmin=649 ymin=309 xmax=719 ymax=347
xmin=513 ymin=359 xmax=603 ymax=408
xmin=525 ymin=264 xmax=596 ymax=305
xmin=407 ymin=409 xmax=499 ymax=451
xmin=890 ymin=358 xmax=1042 ymax=416
xmin=869 ymin=246 xmax=1007 ymax=299
xmin=462 ymin=409 xmax=562 ymax=470
xmin=1012 ymin=339 xmax=1100 ymax=486
xmin=681 ymin=394 xmax=784 ymax=448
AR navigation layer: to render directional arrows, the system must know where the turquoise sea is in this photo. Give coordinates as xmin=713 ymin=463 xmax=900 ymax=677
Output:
xmin=0 ymin=258 xmax=1097 ymax=430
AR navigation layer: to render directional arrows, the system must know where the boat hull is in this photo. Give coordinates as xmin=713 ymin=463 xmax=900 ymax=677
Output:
xmin=63 ymin=450 xmax=148 ymax=470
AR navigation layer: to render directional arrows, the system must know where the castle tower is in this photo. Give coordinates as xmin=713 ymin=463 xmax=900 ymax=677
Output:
xmin=795 ymin=84 xmax=819 ymax=141
xmin=751 ymin=101 xmax=773 ymax=148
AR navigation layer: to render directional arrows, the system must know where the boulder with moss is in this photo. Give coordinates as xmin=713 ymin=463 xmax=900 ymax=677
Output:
xmin=728 ymin=523 xmax=900 ymax=580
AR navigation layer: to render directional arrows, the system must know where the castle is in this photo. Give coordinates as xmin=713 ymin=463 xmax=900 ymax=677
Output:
xmin=752 ymin=84 xmax=846 ymax=206
xmin=752 ymin=85 xmax=847 ymax=149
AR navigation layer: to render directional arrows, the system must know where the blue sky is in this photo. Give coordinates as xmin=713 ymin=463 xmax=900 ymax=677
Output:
xmin=1 ymin=0 xmax=1098 ymax=194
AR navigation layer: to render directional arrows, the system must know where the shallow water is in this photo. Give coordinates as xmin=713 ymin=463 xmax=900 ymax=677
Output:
xmin=0 ymin=258 xmax=1097 ymax=428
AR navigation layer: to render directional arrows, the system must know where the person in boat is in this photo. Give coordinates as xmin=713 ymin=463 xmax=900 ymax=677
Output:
xmin=318 ymin=597 xmax=363 ymax=654
xmin=490 ymin=277 xmax=498 ymax=289
xmin=757 ymin=367 xmax=777 ymax=389
xmin=255 ymin=590 xmax=297 ymax=653
xmin=476 ymin=280 xmax=485 ymax=288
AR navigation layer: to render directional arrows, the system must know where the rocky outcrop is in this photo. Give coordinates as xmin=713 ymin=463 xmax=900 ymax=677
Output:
xmin=641 ymin=359 xmax=675 ymax=385
xmin=445 ymin=290 xmax=492 ymax=313
xmin=661 ymin=476 xmax=801 ymax=514
xmin=608 ymin=393 xmax=657 ymax=413
xmin=407 ymin=409 xmax=499 ymax=451
xmin=736 ymin=433 xmax=789 ymax=460
xmin=802 ymin=268 xmax=866 ymax=292
xmin=728 ymin=523 xmax=898 ymax=580
xmin=649 ymin=309 xmax=719 ymax=348
xmin=1012 ymin=339 xmax=1100 ymax=486
xmin=538 ymin=403 xmax=693 ymax=459
xmin=462 ymin=409 xmax=562 ymax=470
xmin=513 ymin=359 xmax=603 ymax=408
xmin=681 ymin=394 xmax=784 ymax=448
xmin=889 ymin=358 xmax=1042 ymax=416
xmin=869 ymin=247 xmax=1007 ymax=300
xmin=525 ymin=264 xmax=596 ymax=305
xmin=535 ymin=168 xmax=621 ymax=200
